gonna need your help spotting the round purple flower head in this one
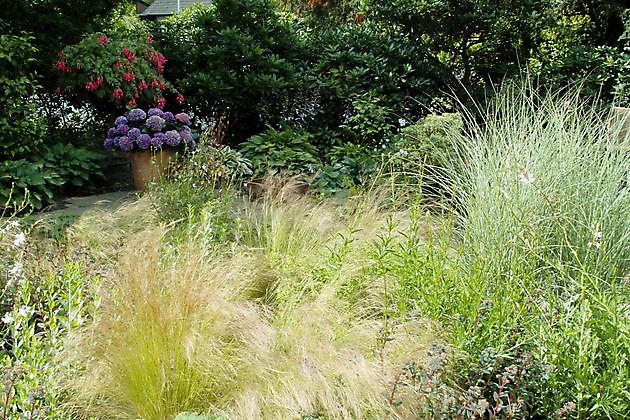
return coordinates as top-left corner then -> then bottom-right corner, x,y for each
163,111 -> 175,122
107,128 -> 117,138
147,108 -> 164,118
103,138 -> 114,150
164,130 -> 182,147
175,112 -> 190,125
146,115 -> 166,132
179,127 -> 193,143
115,124 -> 129,136
127,108 -> 146,122
127,128 -> 141,141
119,136 -> 134,152
151,132 -> 166,149
115,116 -> 128,126
137,134 -> 151,149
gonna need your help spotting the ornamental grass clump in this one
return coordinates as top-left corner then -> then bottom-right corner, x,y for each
441,84 -> 630,417
61,189 -> 444,419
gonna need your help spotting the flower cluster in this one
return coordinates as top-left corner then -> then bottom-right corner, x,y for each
104,108 -> 196,153
55,32 -> 182,110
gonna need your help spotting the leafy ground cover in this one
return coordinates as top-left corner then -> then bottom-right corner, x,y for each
0,87 -> 628,419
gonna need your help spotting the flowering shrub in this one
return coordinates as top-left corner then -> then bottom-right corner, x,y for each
55,32 -> 184,110
104,108 -> 196,152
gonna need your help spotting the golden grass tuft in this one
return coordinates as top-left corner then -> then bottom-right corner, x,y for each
62,187 -> 442,419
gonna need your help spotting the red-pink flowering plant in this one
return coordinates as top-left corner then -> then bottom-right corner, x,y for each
54,32 -> 182,111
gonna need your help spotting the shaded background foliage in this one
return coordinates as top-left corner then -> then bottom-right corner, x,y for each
0,0 -> 629,208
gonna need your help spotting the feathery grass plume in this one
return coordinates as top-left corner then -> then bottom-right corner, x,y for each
67,195 -> 156,265
62,190 -> 445,419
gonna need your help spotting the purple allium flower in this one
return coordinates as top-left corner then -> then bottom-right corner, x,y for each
175,112 -> 190,125
103,138 -> 114,150
107,128 -> 117,138
146,115 -> 166,132
127,128 -> 141,141
115,116 -> 128,126
163,111 -> 175,122
137,133 -> 151,149
119,136 -> 134,152
147,108 -> 164,117
127,108 -> 146,122
151,132 -> 166,149
164,130 -> 182,147
115,124 -> 129,136
179,127 -> 193,143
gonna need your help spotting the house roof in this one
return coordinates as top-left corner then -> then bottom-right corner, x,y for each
139,0 -> 212,18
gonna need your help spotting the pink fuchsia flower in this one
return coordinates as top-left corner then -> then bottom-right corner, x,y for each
147,35 -> 154,44
176,94 -> 185,105
159,82 -> 166,90
122,48 -> 136,62
175,112 -> 190,125
151,79 -> 160,89
123,72 -> 136,82
112,88 -> 124,100
55,61 -> 72,73
138,80 -> 148,91
97,35 -> 109,45
113,61 -> 123,69
156,97 -> 166,109
128,99 -> 137,107
85,81 -> 98,92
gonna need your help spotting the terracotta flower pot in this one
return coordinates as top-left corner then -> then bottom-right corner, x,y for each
130,149 -> 176,191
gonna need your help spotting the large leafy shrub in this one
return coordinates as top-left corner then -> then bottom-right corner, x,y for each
0,34 -> 46,160
156,0 -> 306,144
303,22 -> 446,150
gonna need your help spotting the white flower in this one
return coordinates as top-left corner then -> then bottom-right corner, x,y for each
398,118 -> 407,127
12,232 -> 26,248
8,262 -> 22,277
518,169 -> 535,186
2,313 -> 13,324
17,306 -> 31,318
397,149 -> 409,156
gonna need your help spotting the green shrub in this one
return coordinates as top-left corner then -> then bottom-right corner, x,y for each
0,144 -> 104,209
239,126 -> 320,177
156,0 -> 306,144
0,34 -> 46,160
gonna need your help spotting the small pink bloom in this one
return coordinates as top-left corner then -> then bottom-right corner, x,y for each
176,94 -> 185,105
156,97 -> 166,109
112,88 -> 124,100
147,35 -> 154,44
97,35 -> 109,45
138,80 -> 148,91
123,72 -> 136,82
128,99 -> 137,107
